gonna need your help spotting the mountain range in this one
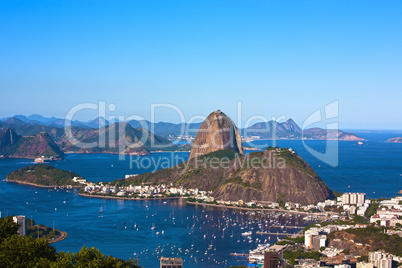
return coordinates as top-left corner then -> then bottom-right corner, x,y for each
1,114 -> 363,141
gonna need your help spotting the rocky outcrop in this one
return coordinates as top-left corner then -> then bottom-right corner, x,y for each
0,128 -> 20,151
212,148 -> 334,205
189,110 -> 243,158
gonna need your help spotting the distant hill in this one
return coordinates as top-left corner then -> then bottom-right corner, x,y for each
241,119 -> 363,141
113,147 -> 334,205
85,117 -> 109,129
302,128 -> 365,141
128,120 -> 202,139
0,129 -> 64,159
4,117 -> 27,126
386,137 -> 402,143
6,164 -> 82,187
60,122 -> 179,154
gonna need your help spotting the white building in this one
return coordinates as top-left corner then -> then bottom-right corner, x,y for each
341,193 -> 366,205
369,251 -> 394,268
356,263 -> 374,268
349,205 -> 356,215
304,229 -> 319,249
13,216 -> 26,236
116,190 -> 126,196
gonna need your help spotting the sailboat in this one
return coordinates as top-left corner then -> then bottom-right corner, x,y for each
99,206 -> 103,214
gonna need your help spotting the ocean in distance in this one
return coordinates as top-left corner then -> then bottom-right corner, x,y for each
0,131 -> 401,267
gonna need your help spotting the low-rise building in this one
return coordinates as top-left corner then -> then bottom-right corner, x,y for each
356,262 -> 374,268
160,257 -> 183,268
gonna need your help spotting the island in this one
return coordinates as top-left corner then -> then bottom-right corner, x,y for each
6,164 -> 84,187
386,137 -> 402,143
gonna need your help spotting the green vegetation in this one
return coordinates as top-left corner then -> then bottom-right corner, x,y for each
287,236 -> 305,244
365,201 -> 380,218
6,164 -> 82,187
277,149 -> 315,177
303,216 -> 368,233
0,218 -> 141,267
333,190 -> 343,198
275,240 -> 295,245
328,226 -> 402,257
282,249 -> 321,266
25,218 -> 61,240
225,177 -> 250,188
201,149 -> 240,162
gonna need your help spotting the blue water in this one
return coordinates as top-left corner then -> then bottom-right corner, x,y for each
0,132 -> 401,267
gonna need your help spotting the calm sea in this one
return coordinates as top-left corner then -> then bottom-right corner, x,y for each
0,131 -> 401,267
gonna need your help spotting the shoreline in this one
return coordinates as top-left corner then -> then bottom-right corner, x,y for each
49,230 -> 68,244
186,201 -> 331,216
78,193 -> 184,201
5,180 -> 81,189
3,180 -> 336,215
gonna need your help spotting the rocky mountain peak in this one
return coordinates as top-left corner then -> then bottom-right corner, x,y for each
189,110 -> 244,158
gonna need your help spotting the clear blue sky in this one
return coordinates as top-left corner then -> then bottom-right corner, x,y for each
0,0 -> 401,129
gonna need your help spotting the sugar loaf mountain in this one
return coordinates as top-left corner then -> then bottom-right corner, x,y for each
114,110 -> 335,205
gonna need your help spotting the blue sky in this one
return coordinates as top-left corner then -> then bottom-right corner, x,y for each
0,0 -> 401,129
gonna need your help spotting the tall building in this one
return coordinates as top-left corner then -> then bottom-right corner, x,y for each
350,193 -> 358,205
13,215 -> 26,236
312,235 -> 327,250
357,193 -> 366,205
369,251 -> 393,268
264,250 -> 278,268
304,229 -> 319,249
343,193 -> 350,204
160,257 -> 183,268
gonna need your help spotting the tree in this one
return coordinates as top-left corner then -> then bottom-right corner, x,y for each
0,217 -> 18,242
70,246 -> 140,268
0,235 -> 56,267
0,218 -> 142,267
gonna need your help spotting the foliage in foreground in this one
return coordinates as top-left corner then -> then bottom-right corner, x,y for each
0,218 -> 141,268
